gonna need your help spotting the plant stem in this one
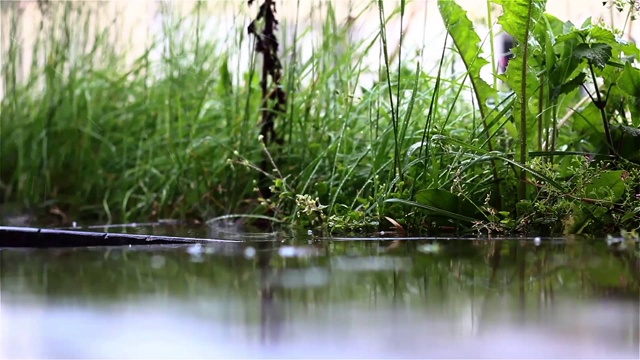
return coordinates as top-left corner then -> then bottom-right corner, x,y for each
588,62 -> 616,159
537,75 -> 544,152
550,100 -> 558,163
518,5 -> 533,202
486,0 -> 497,90
377,0 -> 401,182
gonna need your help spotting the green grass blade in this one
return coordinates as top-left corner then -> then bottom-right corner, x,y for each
383,198 -> 478,223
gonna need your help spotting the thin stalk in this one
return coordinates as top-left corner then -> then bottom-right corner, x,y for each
194,2 -> 201,62
587,62 -> 617,159
394,0 -> 405,152
537,75 -> 544,151
486,0 -> 497,90
550,100 -> 558,163
518,4 -> 534,202
377,0 -> 401,182
285,0 -> 302,155
418,35 -> 447,175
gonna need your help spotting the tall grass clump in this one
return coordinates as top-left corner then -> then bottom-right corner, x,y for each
1,0 -> 639,236
1,1 -> 262,223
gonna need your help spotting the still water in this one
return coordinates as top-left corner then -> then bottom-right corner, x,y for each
1,224 -> 638,358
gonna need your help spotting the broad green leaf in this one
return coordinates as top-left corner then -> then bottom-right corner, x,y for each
415,189 -> 459,211
414,188 -> 480,219
566,168 -> 625,235
580,17 -> 593,29
555,25 -> 582,44
551,22 -> 585,88
438,0 -> 496,119
544,25 -> 556,73
540,13 -> 565,42
557,24 -> 637,62
615,37 -> 640,61
617,62 -> 640,97
494,0 -> 547,48
598,59 -> 623,85
588,26 -> 617,43
565,203 -> 609,234
552,72 -> 587,100
581,170 -> 626,202
573,43 -> 612,69
611,125 -> 640,162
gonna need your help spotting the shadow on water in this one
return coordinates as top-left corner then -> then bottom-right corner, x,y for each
0,223 -> 639,358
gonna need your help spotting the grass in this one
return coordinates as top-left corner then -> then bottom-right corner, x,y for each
1,0 -> 639,236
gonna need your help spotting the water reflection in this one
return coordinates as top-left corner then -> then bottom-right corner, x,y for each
2,297 -> 637,358
1,237 -> 638,358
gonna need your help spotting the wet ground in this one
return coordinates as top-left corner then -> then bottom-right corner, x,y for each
0,223 -> 639,358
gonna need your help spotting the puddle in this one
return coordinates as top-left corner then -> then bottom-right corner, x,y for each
0,225 -> 638,358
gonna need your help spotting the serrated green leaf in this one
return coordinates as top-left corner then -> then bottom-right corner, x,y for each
573,43 -> 612,68
494,0 -> 547,47
555,25 -> 582,43
588,26 -> 617,42
438,0 -> 496,119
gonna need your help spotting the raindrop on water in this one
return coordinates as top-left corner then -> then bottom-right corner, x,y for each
278,246 -> 297,258
244,246 -> 256,259
187,244 -> 204,263
187,243 -> 203,256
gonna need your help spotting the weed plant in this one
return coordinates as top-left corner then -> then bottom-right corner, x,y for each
1,0 -> 639,236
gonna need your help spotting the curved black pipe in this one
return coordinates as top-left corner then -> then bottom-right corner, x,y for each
0,226 -> 221,248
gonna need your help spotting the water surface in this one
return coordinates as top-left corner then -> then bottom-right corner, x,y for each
1,226 -> 638,358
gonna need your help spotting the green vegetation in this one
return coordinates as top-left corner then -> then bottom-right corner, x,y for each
1,0 -> 639,236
